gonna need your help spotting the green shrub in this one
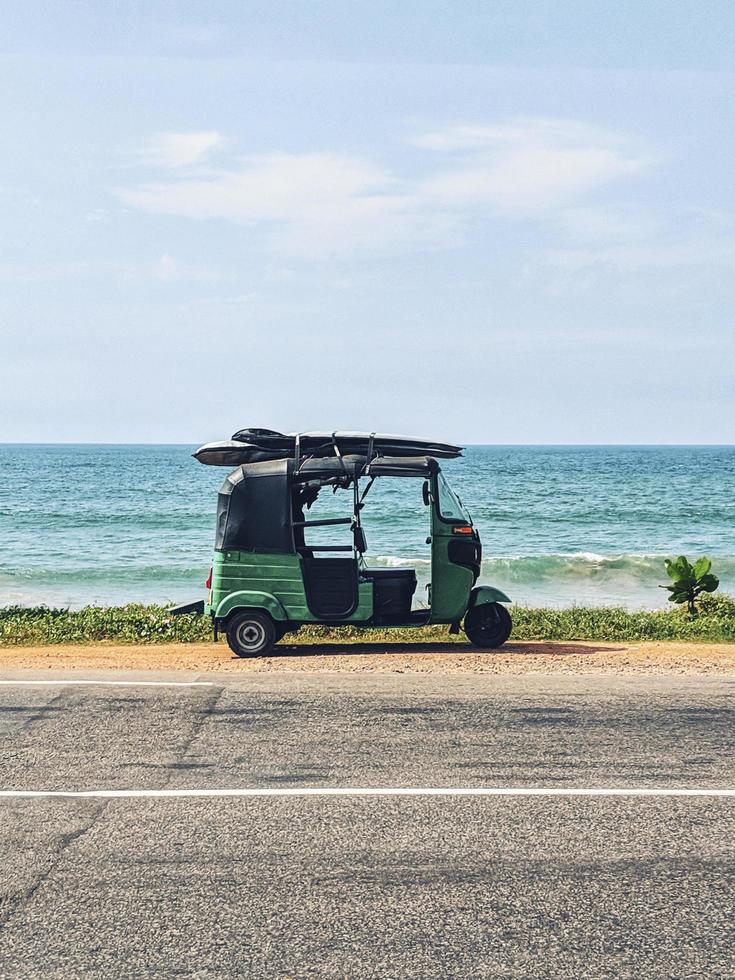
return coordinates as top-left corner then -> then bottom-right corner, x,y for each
0,604 -> 212,646
1,598 -> 734,646
697,592 -> 735,618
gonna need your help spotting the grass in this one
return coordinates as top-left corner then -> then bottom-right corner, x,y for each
1,593 -> 734,646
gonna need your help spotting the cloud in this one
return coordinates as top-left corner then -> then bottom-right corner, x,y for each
417,119 -> 649,212
145,131 -> 223,168
118,118 -> 652,256
412,118 -> 628,152
120,152 -> 461,255
124,153 -> 394,221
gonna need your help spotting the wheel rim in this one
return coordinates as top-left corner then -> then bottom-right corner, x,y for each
470,607 -> 504,643
476,621 -> 501,642
236,620 -> 266,652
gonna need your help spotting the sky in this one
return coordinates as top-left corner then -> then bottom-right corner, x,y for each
1,1 -> 734,444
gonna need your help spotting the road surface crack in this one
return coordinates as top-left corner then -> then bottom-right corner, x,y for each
164,684 -> 226,785
0,799 -> 110,932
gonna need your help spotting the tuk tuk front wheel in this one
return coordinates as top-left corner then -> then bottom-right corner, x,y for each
464,603 -> 512,649
226,611 -> 277,658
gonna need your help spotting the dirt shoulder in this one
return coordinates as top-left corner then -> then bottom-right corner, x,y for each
1,639 -> 734,674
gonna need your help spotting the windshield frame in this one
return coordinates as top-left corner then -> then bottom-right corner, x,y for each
435,472 -> 472,525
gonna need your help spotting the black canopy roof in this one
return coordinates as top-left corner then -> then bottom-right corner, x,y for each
214,455 -> 438,553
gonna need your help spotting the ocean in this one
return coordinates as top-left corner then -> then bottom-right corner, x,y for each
1,444 -> 733,610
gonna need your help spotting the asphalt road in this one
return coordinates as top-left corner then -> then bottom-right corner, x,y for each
0,672 -> 733,978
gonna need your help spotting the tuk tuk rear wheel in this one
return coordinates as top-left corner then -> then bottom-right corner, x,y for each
464,603 -> 512,649
226,611 -> 277,658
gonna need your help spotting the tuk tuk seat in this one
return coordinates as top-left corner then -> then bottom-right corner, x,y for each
360,567 -> 417,619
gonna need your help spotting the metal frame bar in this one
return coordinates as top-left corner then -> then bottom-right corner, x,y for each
297,545 -> 353,553
293,517 -> 352,528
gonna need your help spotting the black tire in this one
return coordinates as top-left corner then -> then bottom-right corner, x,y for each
464,602 -> 512,649
226,611 -> 277,658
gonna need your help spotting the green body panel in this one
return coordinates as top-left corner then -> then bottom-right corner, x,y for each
348,581 -> 374,622
211,551 -> 306,620
216,590 -> 289,621
209,550 -> 373,623
428,501 -> 474,624
468,584 -> 512,607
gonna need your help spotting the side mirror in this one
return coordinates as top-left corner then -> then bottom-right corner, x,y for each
422,481 -> 431,507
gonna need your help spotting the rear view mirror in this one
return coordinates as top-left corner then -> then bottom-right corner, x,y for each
422,481 -> 431,506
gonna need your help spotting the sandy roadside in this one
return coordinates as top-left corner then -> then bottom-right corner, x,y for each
1,640 -> 734,674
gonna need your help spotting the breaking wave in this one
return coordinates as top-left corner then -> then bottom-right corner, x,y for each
2,553 -> 734,611
370,553 -> 735,609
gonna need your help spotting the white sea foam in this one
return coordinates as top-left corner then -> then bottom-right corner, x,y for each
365,552 -> 735,610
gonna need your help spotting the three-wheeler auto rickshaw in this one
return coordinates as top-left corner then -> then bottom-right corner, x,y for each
179,430 -> 512,657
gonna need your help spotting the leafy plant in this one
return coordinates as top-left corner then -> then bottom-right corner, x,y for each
2,597 -> 735,646
661,555 -> 719,616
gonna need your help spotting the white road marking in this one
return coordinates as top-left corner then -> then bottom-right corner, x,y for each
0,787 -> 733,799
0,680 -> 214,687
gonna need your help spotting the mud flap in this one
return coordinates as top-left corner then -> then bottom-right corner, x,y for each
169,599 -> 205,616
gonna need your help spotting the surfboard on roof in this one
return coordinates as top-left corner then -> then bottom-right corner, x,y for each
193,429 -> 463,467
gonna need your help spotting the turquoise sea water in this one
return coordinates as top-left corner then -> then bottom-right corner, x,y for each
1,445 -> 733,609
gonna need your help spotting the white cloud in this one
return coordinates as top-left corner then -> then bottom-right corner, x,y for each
418,119 -> 649,212
124,153 -> 394,221
423,147 -> 641,211
412,118 -> 629,152
120,152 -> 461,255
118,119 -> 652,255
146,131 -> 223,168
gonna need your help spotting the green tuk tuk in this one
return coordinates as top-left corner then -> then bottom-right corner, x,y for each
179,430 -> 511,657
